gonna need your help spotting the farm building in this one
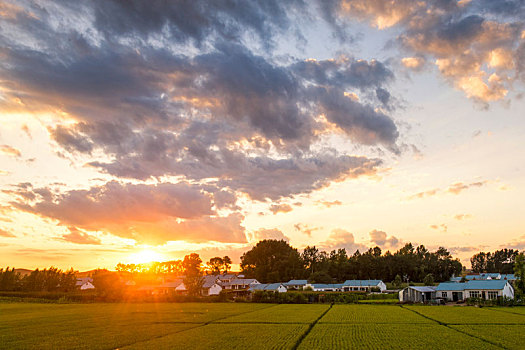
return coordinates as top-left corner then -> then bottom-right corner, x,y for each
221,278 -> 260,290
76,277 -> 95,290
450,273 -> 517,282
201,275 -> 222,296
283,280 -> 308,290
248,283 -> 287,293
342,280 -> 387,292
305,283 -> 343,292
436,280 -> 514,301
399,286 -> 436,303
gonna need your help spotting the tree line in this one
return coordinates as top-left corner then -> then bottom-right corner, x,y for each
470,249 -> 519,274
0,267 -> 76,292
240,240 -> 463,284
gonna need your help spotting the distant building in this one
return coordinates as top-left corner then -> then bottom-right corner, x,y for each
216,273 -> 237,284
306,283 -> 343,292
465,273 -> 501,280
248,283 -> 287,293
76,277 -> 95,290
283,280 -> 308,290
221,278 -> 260,290
399,286 -> 436,303
342,280 -> 387,292
436,280 -> 514,302
201,275 -> 222,296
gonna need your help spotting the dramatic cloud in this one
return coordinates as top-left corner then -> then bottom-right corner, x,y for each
0,145 -> 21,158
269,204 -> 293,215
60,227 -> 101,245
9,181 -> 246,244
0,0 -> 397,203
369,229 -> 400,248
332,0 -> 525,103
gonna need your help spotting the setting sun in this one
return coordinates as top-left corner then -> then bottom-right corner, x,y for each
128,249 -> 166,264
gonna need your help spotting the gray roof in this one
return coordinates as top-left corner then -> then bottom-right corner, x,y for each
284,280 -> 308,286
436,280 -> 510,291
249,283 -> 286,291
310,283 -> 343,289
408,286 -> 436,292
221,278 -> 259,287
343,280 -> 383,287
76,277 -> 93,286
202,275 -> 220,288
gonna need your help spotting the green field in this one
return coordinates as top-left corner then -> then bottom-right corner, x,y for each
0,302 -> 524,349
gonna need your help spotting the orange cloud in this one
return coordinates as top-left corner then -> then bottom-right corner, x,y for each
315,200 -> 343,208
9,181 -> 247,245
401,57 -> 425,70
269,203 -> 293,215
0,145 -> 21,158
447,181 -> 487,195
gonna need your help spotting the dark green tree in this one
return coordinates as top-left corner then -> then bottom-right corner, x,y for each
241,240 -> 304,283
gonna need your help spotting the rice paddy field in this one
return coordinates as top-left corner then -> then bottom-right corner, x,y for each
0,302 -> 524,349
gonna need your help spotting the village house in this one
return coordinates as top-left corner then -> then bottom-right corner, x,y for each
283,280 -> 308,290
342,280 -> 387,292
216,273 -> 238,284
450,273 -> 517,283
399,286 -> 437,303
221,278 -> 260,290
76,277 -> 95,290
201,275 -> 222,296
305,283 -> 343,292
436,280 -> 514,302
248,283 -> 287,293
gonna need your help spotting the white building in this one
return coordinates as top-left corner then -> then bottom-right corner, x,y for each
76,277 -> 95,290
342,280 -> 387,292
436,280 -> 514,302
305,283 -> 343,292
399,286 -> 436,303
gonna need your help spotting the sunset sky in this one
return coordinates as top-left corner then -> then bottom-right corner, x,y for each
1,0 -> 524,271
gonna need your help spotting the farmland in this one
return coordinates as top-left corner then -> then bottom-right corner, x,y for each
0,302 -> 524,349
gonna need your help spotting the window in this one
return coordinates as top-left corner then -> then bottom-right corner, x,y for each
487,291 -> 498,300
469,291 -> 480,298
441,292 -> 447,298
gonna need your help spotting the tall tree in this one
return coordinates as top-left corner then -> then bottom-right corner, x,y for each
206,257 -> 223,275
241,240 -> 304,283
222,256 -> 232,273
183,253 -> 203,296
514,252 -> 525,296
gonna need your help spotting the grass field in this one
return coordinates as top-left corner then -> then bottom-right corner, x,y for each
0,302 -> 524,349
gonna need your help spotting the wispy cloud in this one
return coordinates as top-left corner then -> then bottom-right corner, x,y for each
0,145 -> 21,158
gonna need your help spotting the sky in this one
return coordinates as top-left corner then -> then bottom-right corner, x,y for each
0,0 -> 524,271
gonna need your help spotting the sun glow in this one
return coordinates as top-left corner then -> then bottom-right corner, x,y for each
128,249 -> 166,264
